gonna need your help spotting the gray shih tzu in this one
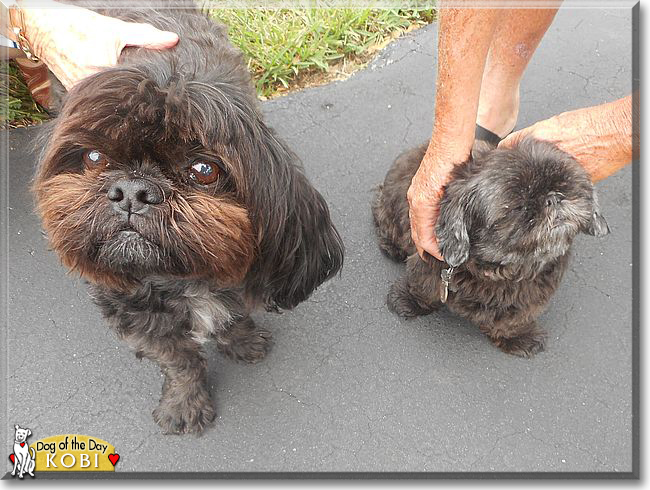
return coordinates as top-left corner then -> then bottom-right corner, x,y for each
372,138 -> 609,357
33,0 -> 344,433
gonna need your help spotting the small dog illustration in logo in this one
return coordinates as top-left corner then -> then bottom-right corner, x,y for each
11,425 -> 35,478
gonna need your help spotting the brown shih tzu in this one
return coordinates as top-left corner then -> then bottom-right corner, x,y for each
33,1 -> 344,433
372,138 -> 609,358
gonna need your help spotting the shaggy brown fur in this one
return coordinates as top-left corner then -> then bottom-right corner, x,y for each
33,1 -> 343,434
372,139 -> 609,357
34,171 -> 255,290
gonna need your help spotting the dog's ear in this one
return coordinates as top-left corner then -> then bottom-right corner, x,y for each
436,181 -> 472,268
27,429 -> 31,437
584,189 -> 610,237
184,80 -> 343,309
245,126 -> 344,310
14,425 -> 19,430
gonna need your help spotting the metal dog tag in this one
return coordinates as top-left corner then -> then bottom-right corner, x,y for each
440,267 -> 455,304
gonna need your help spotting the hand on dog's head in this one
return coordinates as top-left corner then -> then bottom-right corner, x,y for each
436,138 -> 609,275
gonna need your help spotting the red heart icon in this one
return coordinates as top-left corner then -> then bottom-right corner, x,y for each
9,454 -> 15,464
20,443 -> 25,448
108,454 -> 120,466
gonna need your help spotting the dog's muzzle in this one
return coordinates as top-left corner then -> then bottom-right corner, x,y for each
108,178 -> 163,216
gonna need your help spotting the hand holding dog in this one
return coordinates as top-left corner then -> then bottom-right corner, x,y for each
14,1 -> 178,89
407,143 -> 466,262
499,95 -> 634,182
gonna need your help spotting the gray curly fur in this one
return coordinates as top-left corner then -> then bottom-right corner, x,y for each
372,138 -> 609,358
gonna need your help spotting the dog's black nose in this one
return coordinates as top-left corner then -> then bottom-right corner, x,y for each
545,193 -> 562,207
108,178 -> 163,214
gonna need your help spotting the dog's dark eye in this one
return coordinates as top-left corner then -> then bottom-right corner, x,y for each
189,160 -> 220,185
82,150 -> 107,169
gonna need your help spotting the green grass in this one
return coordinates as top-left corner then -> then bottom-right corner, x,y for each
211,9 -> 436,97
1,60 -> 50,128
1,8 -> 436,127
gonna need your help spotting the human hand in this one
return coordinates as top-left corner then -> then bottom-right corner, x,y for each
499,97 -> 633,182
406,145 -> 458,262
17,1 -> 179,89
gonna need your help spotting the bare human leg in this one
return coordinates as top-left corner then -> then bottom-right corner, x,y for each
476,7 -> 560,139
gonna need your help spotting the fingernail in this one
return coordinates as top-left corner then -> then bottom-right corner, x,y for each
161,31 -> 179,43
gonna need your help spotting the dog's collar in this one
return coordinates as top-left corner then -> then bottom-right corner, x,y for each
440,266 -> 455,303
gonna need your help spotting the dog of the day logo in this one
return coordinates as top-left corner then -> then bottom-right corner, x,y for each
8,426 -> 120,476
9,425 -> 35,478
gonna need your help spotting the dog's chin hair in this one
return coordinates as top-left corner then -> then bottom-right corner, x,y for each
95,232 -> 165,275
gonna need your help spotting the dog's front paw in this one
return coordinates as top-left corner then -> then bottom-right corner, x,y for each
153,387 -> 216,435
217,318 -> 273,364
492,331 -> 547,358
220,329 -> 272,364
387,280 -> 436,318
